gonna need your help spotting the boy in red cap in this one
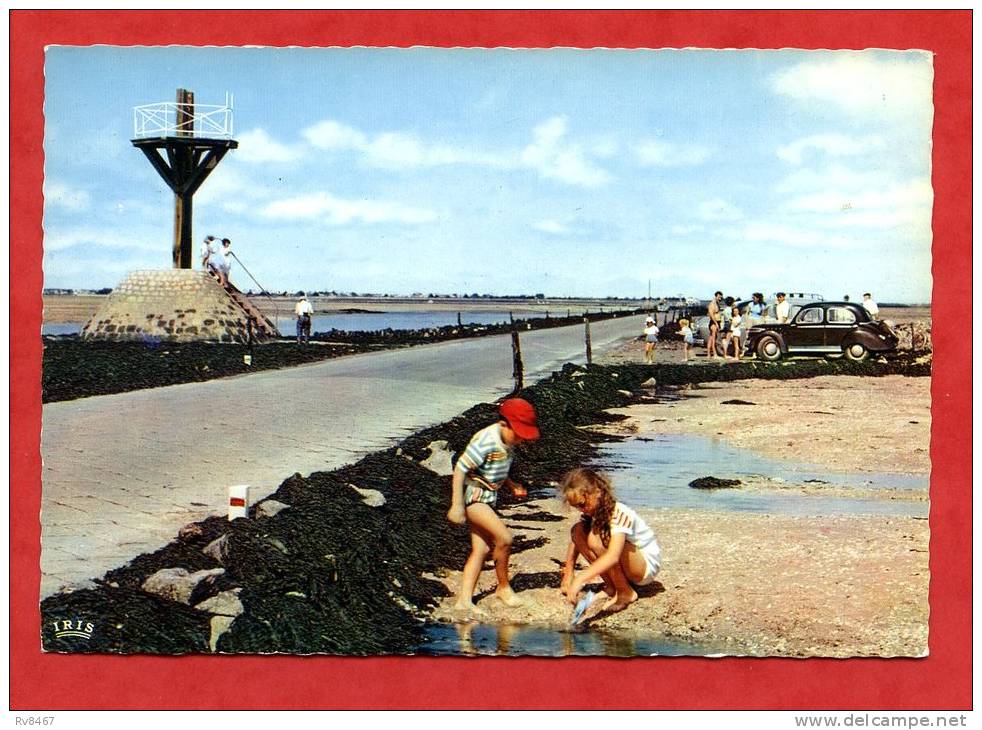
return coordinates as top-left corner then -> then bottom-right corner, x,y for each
447,397 -> 540,613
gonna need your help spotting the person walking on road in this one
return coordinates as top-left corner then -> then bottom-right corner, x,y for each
295,294 -> 313,344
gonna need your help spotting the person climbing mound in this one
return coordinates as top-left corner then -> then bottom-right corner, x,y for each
446,397 -> 540,614
559,467 -> 662,614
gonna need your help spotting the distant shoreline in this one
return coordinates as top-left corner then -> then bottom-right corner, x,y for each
42,293 -> 931,326
42,293 -> 665,325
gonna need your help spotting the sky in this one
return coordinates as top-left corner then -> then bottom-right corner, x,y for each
42,46 -> 934,302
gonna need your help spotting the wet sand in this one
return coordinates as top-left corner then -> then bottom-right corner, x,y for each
431,370 -> 931,657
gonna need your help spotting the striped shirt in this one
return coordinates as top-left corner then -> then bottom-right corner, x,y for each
610,502 -> 661,558
455,423 -> 513,489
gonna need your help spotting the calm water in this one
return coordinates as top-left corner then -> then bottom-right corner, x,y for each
591,434 -> 929,517
272,309 -> 556,333
41,310 -> 572,336
42,323 -> 83,336
418,622 -> 726,657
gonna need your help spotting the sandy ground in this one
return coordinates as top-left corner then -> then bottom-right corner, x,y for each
431,353 -> 931,657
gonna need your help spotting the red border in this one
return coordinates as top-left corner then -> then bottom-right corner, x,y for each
10,10 -> 971,710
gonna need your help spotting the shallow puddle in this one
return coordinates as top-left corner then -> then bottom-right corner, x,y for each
592,434 -> 928,517
417,622 -> 725,657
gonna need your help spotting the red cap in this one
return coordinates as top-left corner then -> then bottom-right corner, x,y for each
499,398 -> 540,441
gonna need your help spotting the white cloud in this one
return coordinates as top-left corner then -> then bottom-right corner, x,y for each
533,220 -> 571,235
520,116 -> 612,187
776,163 -> 890,195
302,120 -> 368,151
787,178 -> 933,229
776,133 -> 885,164
260,191 -> 437,226
43,225 -> 162,252
235,128 -> 302,163
637,139 -> 712,167
299,116 -> 611,187
771,52 -> 934,119
697,198 -> 743,222
44,180 -> 91,212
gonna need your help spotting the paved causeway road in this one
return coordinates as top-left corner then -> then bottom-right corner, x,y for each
41,314 -> 646,597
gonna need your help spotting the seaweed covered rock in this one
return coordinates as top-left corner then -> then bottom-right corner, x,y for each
689,477 -> 742,490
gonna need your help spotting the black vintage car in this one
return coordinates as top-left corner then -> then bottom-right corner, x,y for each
745,301 -> 898,362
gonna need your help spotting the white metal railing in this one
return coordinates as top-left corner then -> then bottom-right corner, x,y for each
133,93 -> 234,139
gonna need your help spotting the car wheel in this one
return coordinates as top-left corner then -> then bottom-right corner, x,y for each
843,342 -> 869,362
756,336 -> 782,361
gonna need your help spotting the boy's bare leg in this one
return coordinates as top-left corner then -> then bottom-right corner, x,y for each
454,526 -> 490,614
466,503 -> 522,606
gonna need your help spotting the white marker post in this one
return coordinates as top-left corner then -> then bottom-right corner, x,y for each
228,484 -> 251,520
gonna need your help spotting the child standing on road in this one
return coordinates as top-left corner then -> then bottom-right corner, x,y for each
559,468 -> 661,613
447,398 -> 540,614
679,318 -> 694,362
642,317 -> 659,363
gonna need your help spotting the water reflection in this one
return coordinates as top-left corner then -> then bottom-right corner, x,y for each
419,622 -> 711,657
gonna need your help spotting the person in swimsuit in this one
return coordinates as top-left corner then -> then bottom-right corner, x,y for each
707,291 -> 723,359
446,398 -> 540,614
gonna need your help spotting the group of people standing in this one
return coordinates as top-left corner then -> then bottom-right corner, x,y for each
705,290 -> 765,361
200,235 -> 234,288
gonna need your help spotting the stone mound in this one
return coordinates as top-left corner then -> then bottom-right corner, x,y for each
81,269 -> 279,343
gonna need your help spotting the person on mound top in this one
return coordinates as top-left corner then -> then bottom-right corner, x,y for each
200,235 -> 217,271
208,238 -> 233,288
447,397 -> 540,614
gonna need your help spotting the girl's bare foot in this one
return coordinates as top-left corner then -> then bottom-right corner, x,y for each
602,589 -> 638,613
495,586 -> 524,607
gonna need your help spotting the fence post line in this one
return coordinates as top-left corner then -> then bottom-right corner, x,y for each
584,318 -> 593,365
511,329 -> 524,393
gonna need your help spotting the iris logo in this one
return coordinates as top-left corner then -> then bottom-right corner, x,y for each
52,618 -> 94,640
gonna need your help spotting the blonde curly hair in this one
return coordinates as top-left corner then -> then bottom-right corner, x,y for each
560,467 -> 616,547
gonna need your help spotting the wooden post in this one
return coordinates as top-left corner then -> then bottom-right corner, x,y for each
511,330 -> 524,392
173,88 -> 194,269
584,318 -> 593,365
909,322 -> 916,350
457,312 -> 462,327
509,311 -> 514,325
